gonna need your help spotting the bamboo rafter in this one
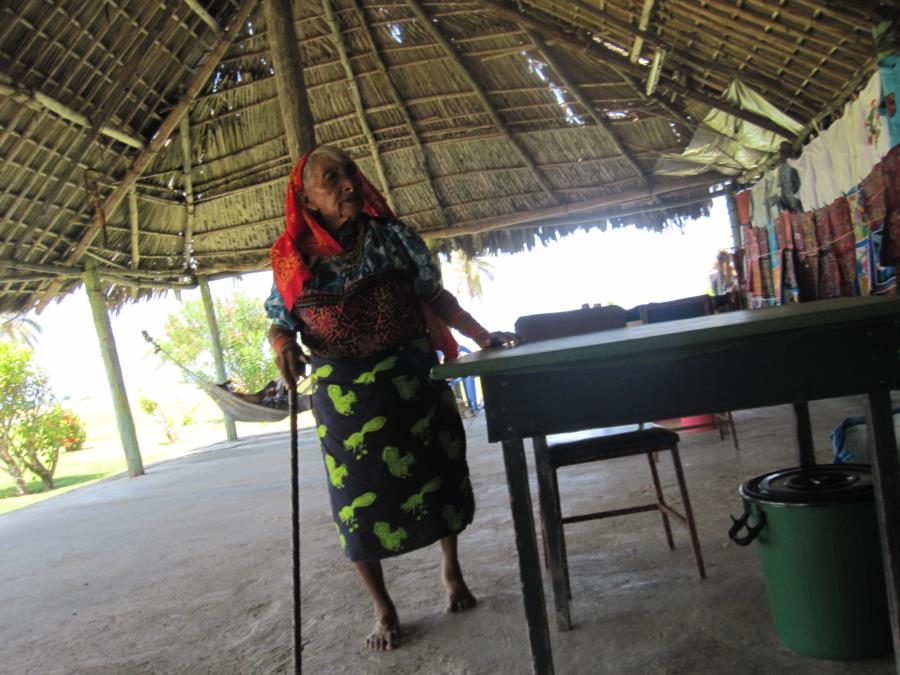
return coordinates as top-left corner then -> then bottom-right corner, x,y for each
406,0 -> 560,204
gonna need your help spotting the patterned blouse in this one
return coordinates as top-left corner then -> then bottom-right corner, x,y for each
265,215 -> 443,358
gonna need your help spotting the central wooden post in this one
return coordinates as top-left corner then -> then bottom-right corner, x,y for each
262,0 -> 316,160
83,264 -> 144,476
199,276 -> 238,441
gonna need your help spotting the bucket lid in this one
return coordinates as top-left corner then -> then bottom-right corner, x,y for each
740,464 -> 874,506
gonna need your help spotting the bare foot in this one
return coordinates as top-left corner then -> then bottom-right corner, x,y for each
366,609 -> 400,651
443,572 -> 478,613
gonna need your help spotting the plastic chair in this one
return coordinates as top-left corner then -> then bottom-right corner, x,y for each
515,306 -> 706,632
638,295 -> 739,451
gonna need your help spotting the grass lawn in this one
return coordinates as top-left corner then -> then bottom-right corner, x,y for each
0,383 -> 314,516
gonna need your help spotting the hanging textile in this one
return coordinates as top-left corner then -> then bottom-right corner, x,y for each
779,212 -> 800,303
879,54 -> 900,148
881,144 -> 900,264
735,190 -> 752,225
766,220 -> 782,305
815,207 -> 842,299
792,212 -> 820,301
827,196 -> 858,296
847,186 -> 873,296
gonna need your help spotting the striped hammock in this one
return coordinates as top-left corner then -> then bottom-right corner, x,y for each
142,331 -> 311,423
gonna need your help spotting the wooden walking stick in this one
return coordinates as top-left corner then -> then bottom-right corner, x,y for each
289,381 -> 302,673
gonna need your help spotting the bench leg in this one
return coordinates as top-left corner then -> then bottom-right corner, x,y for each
670,445 -> 706,579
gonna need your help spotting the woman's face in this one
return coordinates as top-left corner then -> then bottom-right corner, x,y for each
301,151 -> 364,231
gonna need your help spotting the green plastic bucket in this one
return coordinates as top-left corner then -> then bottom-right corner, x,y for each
729,464 -> 891,659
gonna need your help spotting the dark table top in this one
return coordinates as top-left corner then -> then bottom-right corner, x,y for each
433,296 -> 900,379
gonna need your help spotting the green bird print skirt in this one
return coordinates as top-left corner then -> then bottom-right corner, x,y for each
310,336 -> 475,562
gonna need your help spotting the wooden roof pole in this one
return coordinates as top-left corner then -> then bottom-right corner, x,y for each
481,1 -> 797,138
0,73 -> 145,149
179,115 -> 195,269
262,0 -> 316,162
630,0 -> 656,62
533,0 -> 793,97
405,0 -> 559,205
184,0 -> 224,36
128,186 -> 140,270
421,174 -> 720,239
523,29 -> 648,185
34,0 -> 259,312
345,0 -> 450,229
321,0 -> 397,213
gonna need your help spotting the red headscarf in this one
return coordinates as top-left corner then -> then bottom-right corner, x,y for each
270,146 -> 459,359
270,146 -> 395,310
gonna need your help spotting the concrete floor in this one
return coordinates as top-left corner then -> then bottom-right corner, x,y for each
0,395 -> 895,674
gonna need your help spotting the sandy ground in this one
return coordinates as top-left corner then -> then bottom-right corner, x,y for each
0,395 -> 896,675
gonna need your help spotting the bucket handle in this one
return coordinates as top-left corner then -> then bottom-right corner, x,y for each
728,501 -> 767,546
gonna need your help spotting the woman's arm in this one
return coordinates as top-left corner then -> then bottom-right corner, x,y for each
428,288 -> 518,349
264,284 -> 309,387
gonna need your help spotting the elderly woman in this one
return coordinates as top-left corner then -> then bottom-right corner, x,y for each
265,145 -> 515,651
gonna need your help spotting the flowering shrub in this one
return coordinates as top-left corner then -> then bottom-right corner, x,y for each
58,408 -> 87,452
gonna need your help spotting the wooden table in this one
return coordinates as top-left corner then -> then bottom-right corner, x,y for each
433,296 -> 900,675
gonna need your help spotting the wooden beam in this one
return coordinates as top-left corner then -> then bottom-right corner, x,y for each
128,186 -> 140,270
481,0 -> 799,138
35,0 -> 259,313
321,0 -> 396,212
630,0 -> 656,63
184,0 -> 224,36
198,276 -> 237,441
421,175 -> 723,239
346,0 -> 449,228
262,0 -> 316,161
524,29 -> 648,185
83,263 -> 144,477
406,0 -> 559,204
0,72 -> 145,149
180,115 -> 195,269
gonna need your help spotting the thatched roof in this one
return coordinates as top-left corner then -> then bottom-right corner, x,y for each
0,0 -> 888,312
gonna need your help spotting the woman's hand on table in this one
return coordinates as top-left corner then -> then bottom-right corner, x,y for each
475,331 -> 520,349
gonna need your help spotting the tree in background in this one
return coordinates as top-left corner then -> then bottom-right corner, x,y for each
0,341 -> 81,494
159,291 -> 279,393
1,312 -> 42,349
448,250 -> 495,301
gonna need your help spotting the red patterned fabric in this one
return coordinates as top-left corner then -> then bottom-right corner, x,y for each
735,190 -> 752,225
270,146 -> 459,359
882,144 -> 900,264
815,207 -> 841,299
827,196 -> 857,296
792,212 -> 819,301
270,147 -> 395,311
862,161 -> 887,232
295,273 -> 424,359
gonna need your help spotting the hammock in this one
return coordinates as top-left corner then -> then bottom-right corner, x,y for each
142,331 -> 311,423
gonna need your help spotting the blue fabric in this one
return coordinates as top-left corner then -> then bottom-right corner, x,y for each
880,55 -> 900,148
832,406 -> 900,463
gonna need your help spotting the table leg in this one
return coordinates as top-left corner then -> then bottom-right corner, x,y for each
792,401 -> 816,467
501,438 -> 555,675
867,388 -> 900,672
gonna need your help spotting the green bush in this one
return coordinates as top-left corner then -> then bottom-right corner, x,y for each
0,341 -> 66,494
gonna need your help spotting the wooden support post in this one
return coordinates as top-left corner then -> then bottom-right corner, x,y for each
199,276 -> 237,441
83,264 -> 144,477
128,186 -> 139,270
180,115 -> 195,269
262,0 -> 316,160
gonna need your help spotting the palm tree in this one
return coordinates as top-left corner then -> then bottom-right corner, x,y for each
449,251 -> 495,301
1,313 -> 42,349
